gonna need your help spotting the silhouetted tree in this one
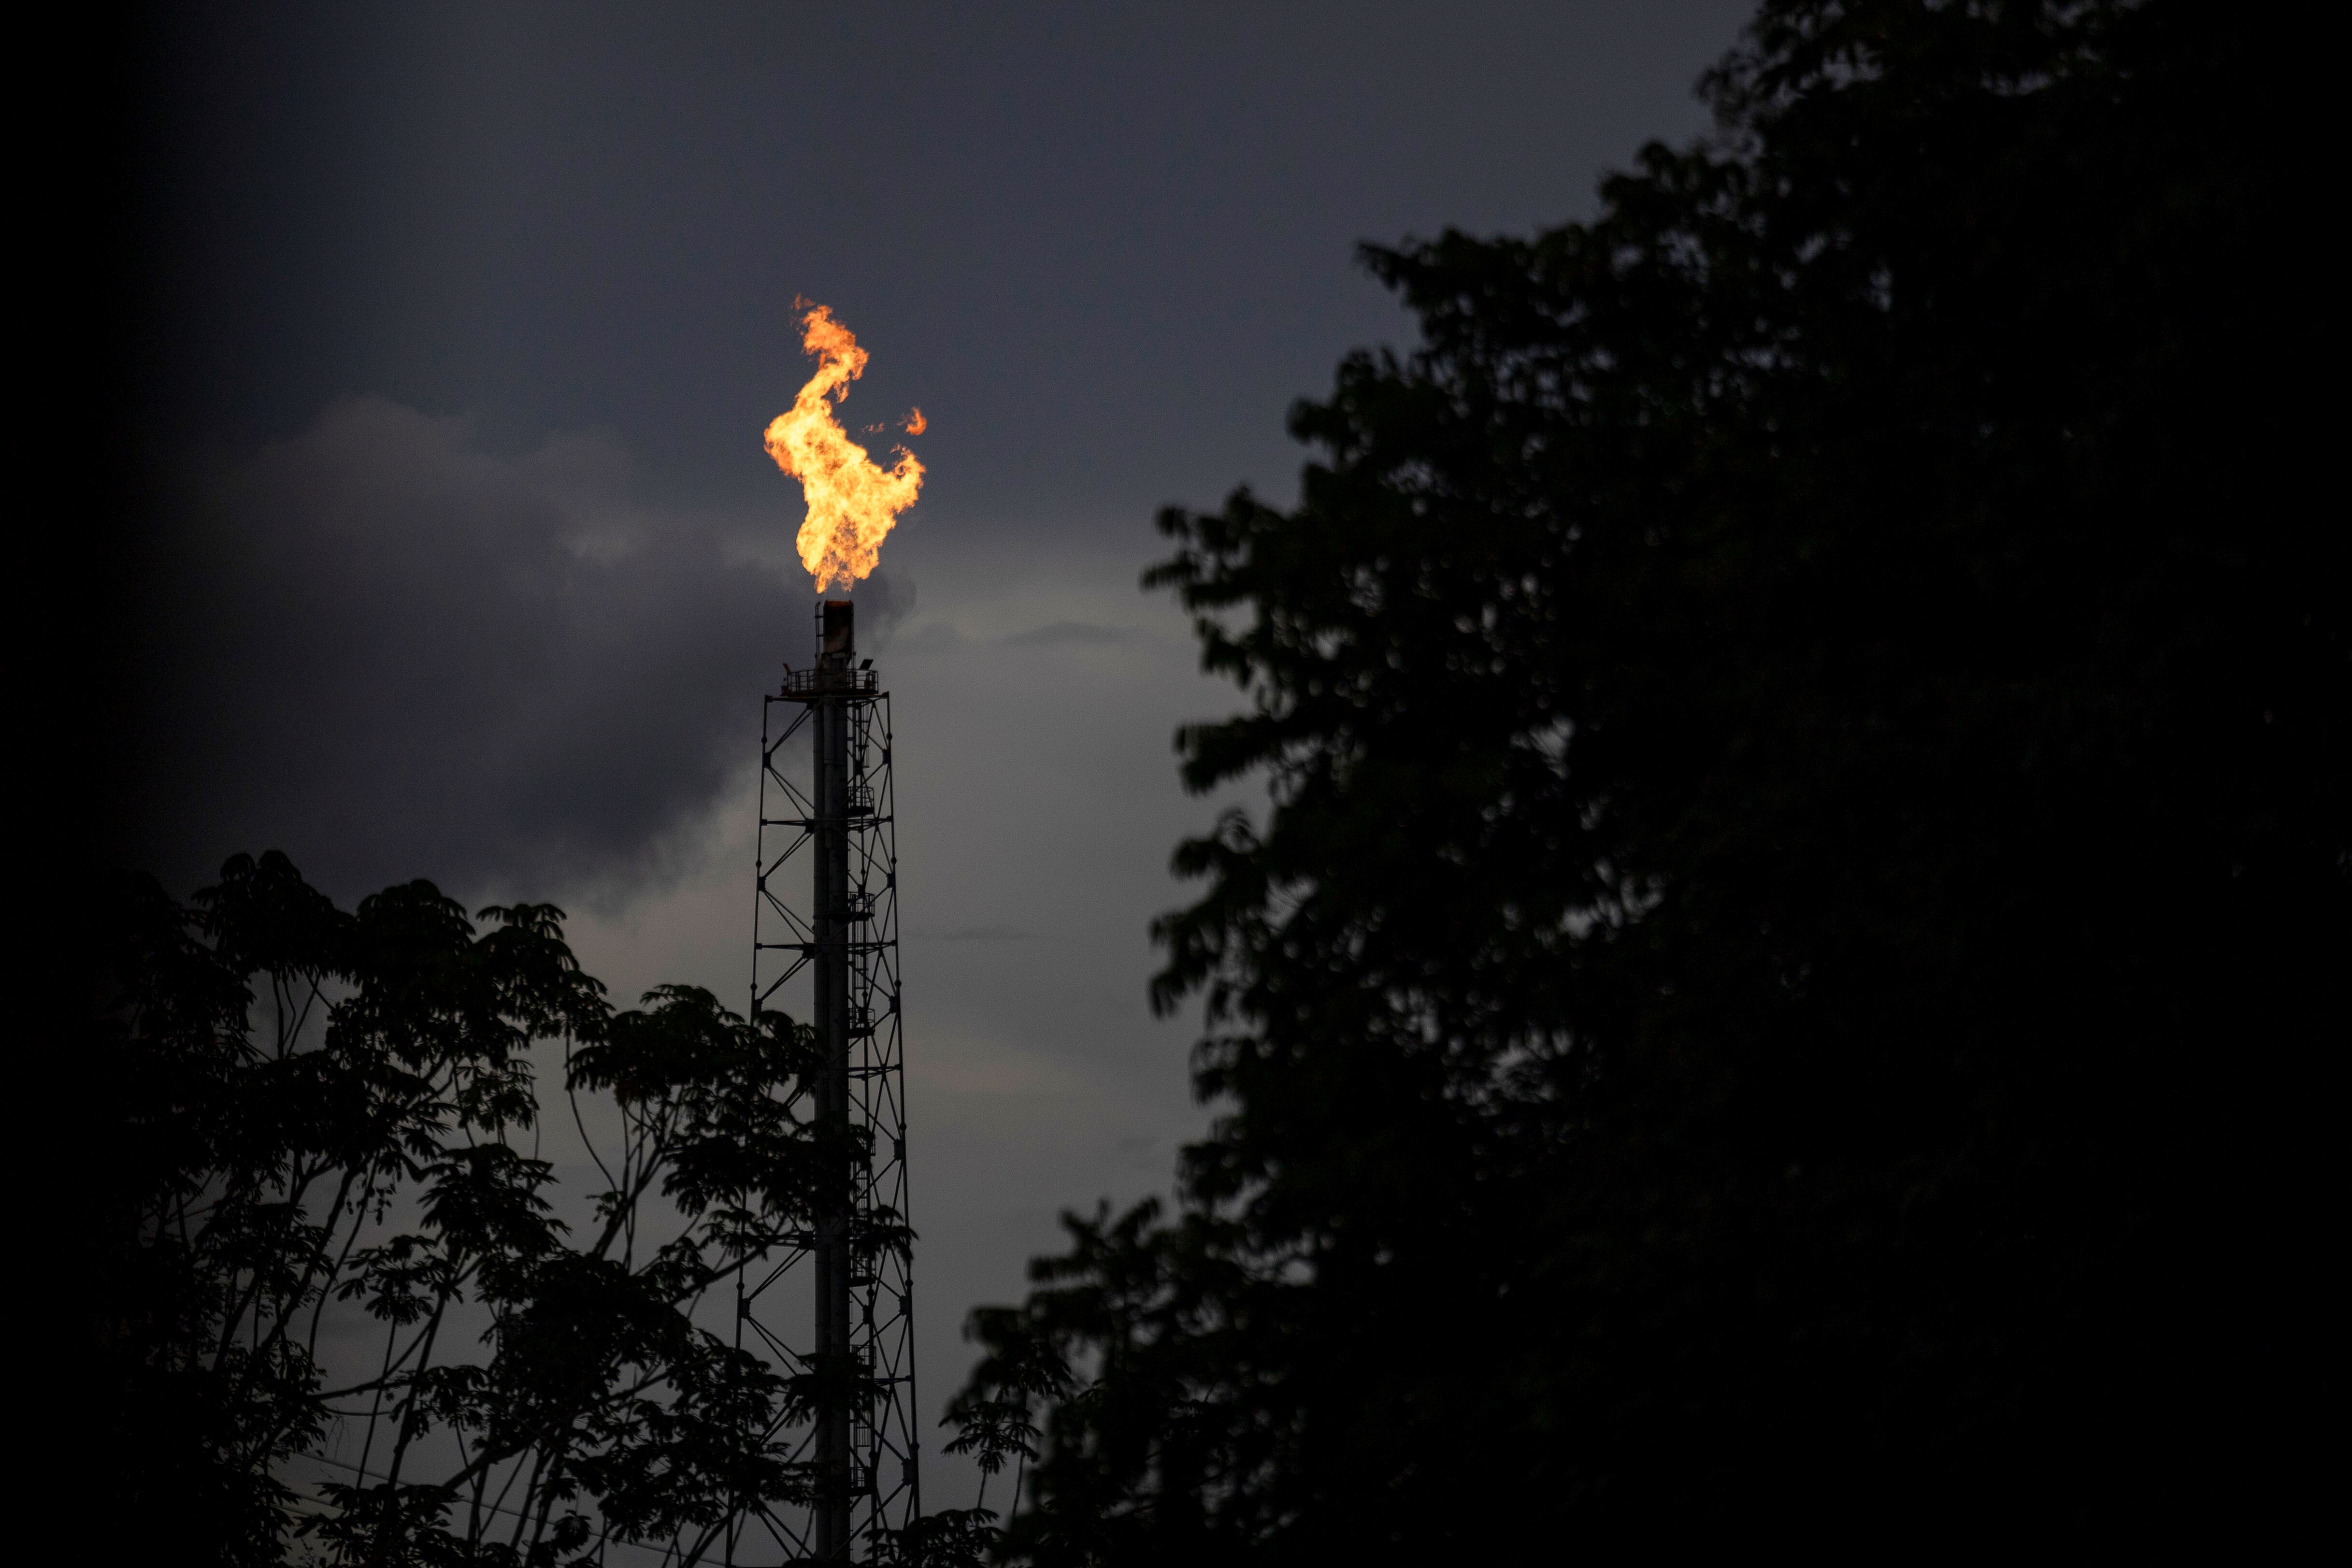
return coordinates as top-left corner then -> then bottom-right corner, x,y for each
952,0 -> 2340,1554
100,851 -> 914,1565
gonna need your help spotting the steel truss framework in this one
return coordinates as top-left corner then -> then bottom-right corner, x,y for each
727,610 -> 919,1564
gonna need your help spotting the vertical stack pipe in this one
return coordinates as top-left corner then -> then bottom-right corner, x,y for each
813,598 -> 855,1560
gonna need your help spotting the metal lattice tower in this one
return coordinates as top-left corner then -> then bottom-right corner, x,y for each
737,598 -> 918,1562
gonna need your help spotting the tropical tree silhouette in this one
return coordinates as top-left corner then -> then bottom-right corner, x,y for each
951,0 -> 2340,1554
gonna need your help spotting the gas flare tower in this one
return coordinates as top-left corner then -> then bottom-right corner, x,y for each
743,598 -> 919,1561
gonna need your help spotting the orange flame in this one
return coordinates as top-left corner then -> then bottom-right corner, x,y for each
762,303 -> 924,591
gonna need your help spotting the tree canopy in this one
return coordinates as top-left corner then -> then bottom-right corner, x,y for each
96,852 -> 923,1565
953,0 -> 2340,1554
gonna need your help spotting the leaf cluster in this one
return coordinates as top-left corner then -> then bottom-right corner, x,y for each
104,852 -> 898,1565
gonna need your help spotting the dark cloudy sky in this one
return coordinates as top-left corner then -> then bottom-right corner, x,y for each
133,0 -> 1751,1512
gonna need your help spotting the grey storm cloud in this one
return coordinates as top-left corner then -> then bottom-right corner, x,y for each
1001,620 -> 1140,648
141,396 -> 904,902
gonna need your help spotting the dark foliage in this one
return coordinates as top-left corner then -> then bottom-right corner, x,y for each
95,852 -> 926,1565
954,0 -> 2341,1554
